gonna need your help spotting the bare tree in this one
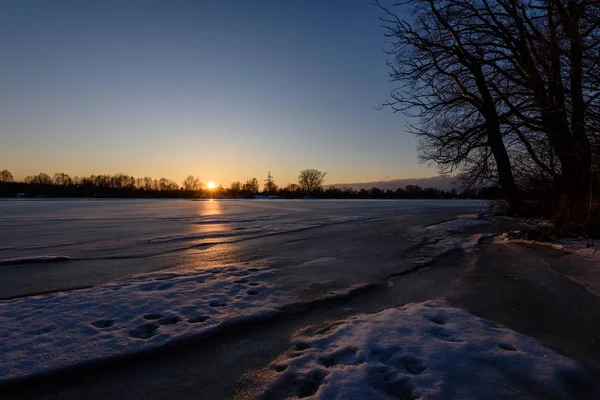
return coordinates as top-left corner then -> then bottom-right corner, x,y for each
158,178 -> 179,191
24,173 -> 53,185
243,178 -> 260,195
53,173 -> 72,186
298,169 -> 327,193
379,0 -> 522,212
460,0 -> 598,196
182,175 -> 202,191
0,170 -> 14,183
143,177 -> 155,191
379,0 -> 600,219
228,181 -> 242,196
108,173 -> 135,189
284,183 -> 301,194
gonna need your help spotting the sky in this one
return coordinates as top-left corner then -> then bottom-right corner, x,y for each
0,0 -> 432,187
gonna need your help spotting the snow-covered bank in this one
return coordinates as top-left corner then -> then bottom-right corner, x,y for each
500,233 -> 600,260
0,263 -> 376,383
251,300 -> 596,399
409,215 -> 493,254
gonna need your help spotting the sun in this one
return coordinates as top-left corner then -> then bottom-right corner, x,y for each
206,181 -> 216,190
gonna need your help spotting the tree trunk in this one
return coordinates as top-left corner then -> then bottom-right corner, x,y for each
472,63 -> 521,214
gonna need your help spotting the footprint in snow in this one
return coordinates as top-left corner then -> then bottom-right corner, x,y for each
27,326 -> 56,336
158,316 -> 181,325
209,300 -> 228,307
91,319 -> 114,329
129,323 -> 159,339
188,315 -> 211,324
430,326 -> 463,343
399,354 -> 427,375
498,342 -> 518,351
428,316 -> 446,325
139,282 -> 172,292
143,313 -> 163,321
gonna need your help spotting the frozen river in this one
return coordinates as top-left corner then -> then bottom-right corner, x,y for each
3,198 -> 598,400
0,198 -> 489,384
0,199 -> 484,299
0,199 -> 485,261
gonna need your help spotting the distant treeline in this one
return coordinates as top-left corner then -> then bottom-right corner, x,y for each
0,169 -> 500,199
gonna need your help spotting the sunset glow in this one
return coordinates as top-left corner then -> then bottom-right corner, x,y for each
206,181 -> 216,189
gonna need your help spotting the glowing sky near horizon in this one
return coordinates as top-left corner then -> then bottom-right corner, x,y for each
0,0 -> 433,186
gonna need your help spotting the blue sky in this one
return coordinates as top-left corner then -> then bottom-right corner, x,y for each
0,0 -> 431,186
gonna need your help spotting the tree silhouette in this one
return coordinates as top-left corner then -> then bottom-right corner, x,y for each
229,181 -> 242,196
243,178 -> 260,196
158,178 -> 179,191
379,0 -> 600,225
182,175 -> 202,191
52,173 -> 72,186
0,170 -> 14,183
298,169 -> 326,193
24,173 -> 53,185
378,0 -> 521,212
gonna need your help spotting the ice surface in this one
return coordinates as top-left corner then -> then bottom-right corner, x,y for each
0,200 -> 489,382
253,300 -> 596,399
0,199 -> 485,262
425,214 -> 490,232
0,255 -> 72,266
0,198 -> 390,263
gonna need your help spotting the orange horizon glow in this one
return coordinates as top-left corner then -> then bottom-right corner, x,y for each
206,181 -> 216,189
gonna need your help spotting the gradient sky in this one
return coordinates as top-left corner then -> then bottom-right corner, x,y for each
0,0 -> 431,187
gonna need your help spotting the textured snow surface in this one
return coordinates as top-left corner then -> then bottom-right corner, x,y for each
253,300 -> 596,400
418,216 -> 491,253
501,234 -> 600,260
0,264 -> 287,382
0,263 -> 375,383
554,240 -> 600,260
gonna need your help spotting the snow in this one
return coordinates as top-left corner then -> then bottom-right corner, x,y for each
500,234 -> 600,260
554,240 -> 600,260
409,215 -> 492,254
0,201 -> 496,384
0,263 -> 374,383
253,300 -> 596,399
